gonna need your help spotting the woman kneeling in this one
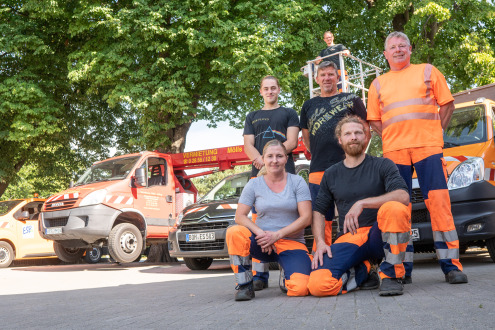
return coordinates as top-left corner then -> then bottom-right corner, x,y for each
226,140 -> 312,301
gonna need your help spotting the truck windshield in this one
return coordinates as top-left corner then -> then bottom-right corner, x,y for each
0,200 -> 22,216
444,105 -> 486,147
75,156 -> 141,186
201,172 -> 250,202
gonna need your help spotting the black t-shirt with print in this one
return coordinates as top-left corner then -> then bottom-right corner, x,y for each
314,155 -> 408,231
243,107 -> 300,176
300,93 -> 367,173
319,44 -> 348,71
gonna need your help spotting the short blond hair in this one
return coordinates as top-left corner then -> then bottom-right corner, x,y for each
334,115 -> 370,140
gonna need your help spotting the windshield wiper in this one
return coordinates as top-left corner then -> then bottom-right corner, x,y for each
444,141 -> 461,147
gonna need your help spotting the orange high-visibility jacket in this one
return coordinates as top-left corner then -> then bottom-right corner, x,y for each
367,64 -> 454,154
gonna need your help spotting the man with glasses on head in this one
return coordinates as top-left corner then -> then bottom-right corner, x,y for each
367,31 -> 468,285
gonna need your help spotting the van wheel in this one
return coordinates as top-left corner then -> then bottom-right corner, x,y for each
53,241 -> 85,263
108,223 -> 143,263
486,237 -> 495,262
183,257 -> 213,270
0,242 -> 14,268
84,247 -> 102,264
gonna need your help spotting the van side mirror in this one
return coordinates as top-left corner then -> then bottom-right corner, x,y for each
134,168 -> 147,187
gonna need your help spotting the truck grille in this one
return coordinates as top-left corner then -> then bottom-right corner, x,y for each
411,188 -> 424,203
411,209 -> 430,224
179,239 -> 225,251
180,221 -> 230,232
44,198 -> 78,211
45,217 -> 69,227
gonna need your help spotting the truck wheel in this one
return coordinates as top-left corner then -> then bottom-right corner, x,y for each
0,242 -> 14,268
53,241 -> 85,263
183,257 -> 213,270
84,247 -> 102,264
108,223 -> 143,263
487,237 -> 495,262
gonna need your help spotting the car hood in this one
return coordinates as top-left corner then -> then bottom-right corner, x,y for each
181,199 -> 239,221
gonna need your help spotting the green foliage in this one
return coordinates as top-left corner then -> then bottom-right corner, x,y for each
191,165 -> 250,197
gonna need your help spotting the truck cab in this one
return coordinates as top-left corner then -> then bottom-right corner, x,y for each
40,151 -> 196,263
410,97 -> 495,261
0,198 -> 55,267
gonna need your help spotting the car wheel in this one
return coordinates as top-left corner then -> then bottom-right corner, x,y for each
486,237 -> 495,263
183,257 -> 213,270
53,241 -> 85,263
84,247 -> 102,264
0,241 -> 14,268
108,223 -> 143,263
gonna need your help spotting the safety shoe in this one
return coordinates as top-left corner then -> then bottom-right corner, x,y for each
235,282 -> 255,301
402,276 -> 412,284
253,280 -> 268,291
445,270 -> 468,284
379,278 -> 404,296
360,270 -> 379,290
279,268 -> 288,293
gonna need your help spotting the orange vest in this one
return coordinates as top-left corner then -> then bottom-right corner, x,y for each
367,64 -> 454,153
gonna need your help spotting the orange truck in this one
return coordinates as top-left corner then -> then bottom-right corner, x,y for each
39,148 -> 256,263
0,198 -> 56,267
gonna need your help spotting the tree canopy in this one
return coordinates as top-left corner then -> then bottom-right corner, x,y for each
1,0 -> 494,198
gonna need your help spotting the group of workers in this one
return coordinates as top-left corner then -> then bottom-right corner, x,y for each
225,31 -> 468,301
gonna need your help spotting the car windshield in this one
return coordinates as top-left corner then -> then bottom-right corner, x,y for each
444,105 -> 486,147
0,200 -> 22,216
75,156 -> 141,186
201,172 -> 250,202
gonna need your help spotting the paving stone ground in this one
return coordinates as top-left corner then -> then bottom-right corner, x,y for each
0,250 -> 494,329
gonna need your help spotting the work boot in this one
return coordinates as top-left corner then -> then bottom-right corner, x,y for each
379,278 -> 403,296
235,282 -> 255,301
402,276 -> 412,284
279,268 -> 288,293
253,280 -> 268,291
360,270 -> 379,290
445,270 -> 468,284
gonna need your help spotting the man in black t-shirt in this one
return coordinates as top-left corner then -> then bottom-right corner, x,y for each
300,61 -> 366,245
307,115 -> 411,297
315,30 -> 350,71
244,76 -> 299,177
243,75 -> 300,291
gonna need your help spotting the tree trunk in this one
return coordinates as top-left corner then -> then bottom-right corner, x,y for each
0,156 -> 27,198
146,243 -> 178,263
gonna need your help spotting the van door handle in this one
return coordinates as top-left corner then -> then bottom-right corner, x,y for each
166,195 -> 173,203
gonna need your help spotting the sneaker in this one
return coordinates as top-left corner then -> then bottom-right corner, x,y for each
379,278 -> 404,296
253,280 -> 268,291
360,271 -> 379,290
235,282 -> 255,301
402,275 -> 412,284
445,270 -> 468,284
279,268 -> 288,293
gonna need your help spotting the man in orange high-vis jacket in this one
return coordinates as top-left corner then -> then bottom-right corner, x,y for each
367,31 -> 468,284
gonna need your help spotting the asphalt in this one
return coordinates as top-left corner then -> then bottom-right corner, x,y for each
0,250 -> 494,329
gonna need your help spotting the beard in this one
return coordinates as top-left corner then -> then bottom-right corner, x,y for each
342,140 -> 366,157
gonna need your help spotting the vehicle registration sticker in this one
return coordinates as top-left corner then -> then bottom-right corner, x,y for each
186,232 -> 215,242
45,227 -> 63,235
411,228 -> 420,241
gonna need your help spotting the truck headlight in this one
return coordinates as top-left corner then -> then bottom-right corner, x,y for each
175,212 -> 184,227
447,157 -> 484,190
79,189 -> 107,207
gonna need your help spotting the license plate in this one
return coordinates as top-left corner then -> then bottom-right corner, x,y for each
45,227 -> 63,235
186,232 -> 215,242
411,228 -> 420,241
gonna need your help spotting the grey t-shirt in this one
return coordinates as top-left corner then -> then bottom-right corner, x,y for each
238,173 -> 311,244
